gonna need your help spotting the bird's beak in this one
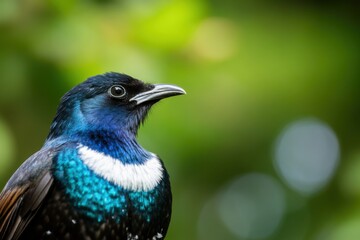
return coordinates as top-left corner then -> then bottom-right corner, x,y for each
130,84 -> 186,105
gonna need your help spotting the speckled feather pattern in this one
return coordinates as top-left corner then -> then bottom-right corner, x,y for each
19,147 -> 172,240
54,147 -> 166,223
0,73 -> 182,240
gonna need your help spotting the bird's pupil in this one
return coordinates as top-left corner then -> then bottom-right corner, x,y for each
112,87 -> 123,95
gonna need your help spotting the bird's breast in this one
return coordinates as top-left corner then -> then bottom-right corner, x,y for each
52,146 -> 170,223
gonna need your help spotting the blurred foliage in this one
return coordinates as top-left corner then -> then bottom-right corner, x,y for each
1,0 -> 360,239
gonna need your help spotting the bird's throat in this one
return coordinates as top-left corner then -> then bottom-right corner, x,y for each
77,145 -> 163,191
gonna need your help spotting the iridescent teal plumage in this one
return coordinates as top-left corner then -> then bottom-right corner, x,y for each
54,148 -> 128,223
53,147 -> 168,224
0,72 -> 185,240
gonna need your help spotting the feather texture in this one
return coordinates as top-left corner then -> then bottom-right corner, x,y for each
0,173 -> 53,240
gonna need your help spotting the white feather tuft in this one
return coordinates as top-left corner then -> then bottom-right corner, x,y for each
78,145 -> 163,191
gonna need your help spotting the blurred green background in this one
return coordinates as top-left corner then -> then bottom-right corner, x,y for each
1,0 -> 360,239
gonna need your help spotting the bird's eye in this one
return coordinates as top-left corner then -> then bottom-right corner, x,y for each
108,85 -> 127,99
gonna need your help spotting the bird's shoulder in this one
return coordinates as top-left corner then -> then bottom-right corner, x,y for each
0,140 -> 72,240
3,140 -> 73,189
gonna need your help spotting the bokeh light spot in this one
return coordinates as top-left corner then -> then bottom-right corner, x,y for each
198,173 -> 286,240
218,173 -> 285,239
189,17 -> 237,61
274,118 -> 340,195
0,0 -> 18,22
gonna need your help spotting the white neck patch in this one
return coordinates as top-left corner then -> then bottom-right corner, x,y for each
77,145 -> 163,192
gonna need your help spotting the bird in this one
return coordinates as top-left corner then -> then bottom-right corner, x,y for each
0,72 -> 185,240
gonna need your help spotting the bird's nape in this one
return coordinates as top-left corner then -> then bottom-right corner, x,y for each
0,72 -> 185,240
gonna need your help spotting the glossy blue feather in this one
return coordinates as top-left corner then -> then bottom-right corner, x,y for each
6,73 -> 181,239
54,147 -> 162,223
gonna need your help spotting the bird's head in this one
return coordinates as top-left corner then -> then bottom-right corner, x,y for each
47,72 -> 185,140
